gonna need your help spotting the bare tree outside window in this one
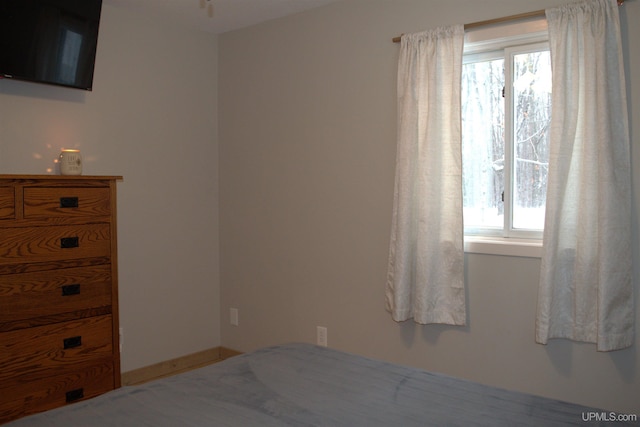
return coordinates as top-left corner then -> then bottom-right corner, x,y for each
512,50 -> 551,230
462,45 -> 551,236
462,57 -> 505,230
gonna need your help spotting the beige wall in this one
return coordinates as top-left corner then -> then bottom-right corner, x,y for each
219,0 -> 640,414
0,4 -> 221,372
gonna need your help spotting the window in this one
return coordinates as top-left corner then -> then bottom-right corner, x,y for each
462,34 -> 552,239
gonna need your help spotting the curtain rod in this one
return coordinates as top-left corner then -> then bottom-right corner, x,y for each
391,0 -> 625,43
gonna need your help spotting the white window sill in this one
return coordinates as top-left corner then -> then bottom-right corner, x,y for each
464,236 -> 542,258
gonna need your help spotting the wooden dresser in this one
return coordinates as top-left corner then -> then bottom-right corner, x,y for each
0,175 -> 122,424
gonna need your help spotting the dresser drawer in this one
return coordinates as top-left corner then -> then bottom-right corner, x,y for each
0,265 -> 112,325
23,187 -> 111,219
0,361 -> 114,423
0,315 -> 114,382
0,187 -> 14,220
0,223 -> 110,266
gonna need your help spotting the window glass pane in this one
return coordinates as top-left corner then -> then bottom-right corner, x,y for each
462,58 -> 505,230
512,51 -> 551,230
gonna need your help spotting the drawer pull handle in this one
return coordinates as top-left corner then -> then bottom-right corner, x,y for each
60,197 -> 79,208
65,388 -> 84,403
62,284 -> 81,296
60,237 -> 79,248
63,336 -> 82,349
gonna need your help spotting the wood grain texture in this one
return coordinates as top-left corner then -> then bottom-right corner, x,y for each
23,187 -> 111,219
0,256 -> 111,276
108,179 -> 122,388
0,187 -> 15,219
0,264 -> 112,324
0,315 -> 114,382
0,176 -> 122,423
0,361 -> 114,423
0,224 -> 111,266
0,307 -> 113,333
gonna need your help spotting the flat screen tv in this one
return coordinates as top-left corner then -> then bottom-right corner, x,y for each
0,0 -> 103,91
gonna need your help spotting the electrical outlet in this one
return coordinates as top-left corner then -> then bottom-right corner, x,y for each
230,308 -> 239,326
317,326 -> 328,347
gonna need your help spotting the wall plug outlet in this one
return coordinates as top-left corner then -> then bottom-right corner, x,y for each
317,326 -> 328,347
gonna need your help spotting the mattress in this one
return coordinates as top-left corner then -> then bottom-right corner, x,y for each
4,343 -> 635,426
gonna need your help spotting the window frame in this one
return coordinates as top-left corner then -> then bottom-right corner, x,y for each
462,19 -> 549,256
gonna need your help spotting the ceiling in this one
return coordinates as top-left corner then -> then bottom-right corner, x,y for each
104,0 -> 340,34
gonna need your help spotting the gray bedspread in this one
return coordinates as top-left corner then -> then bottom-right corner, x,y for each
5,343 -> 635,426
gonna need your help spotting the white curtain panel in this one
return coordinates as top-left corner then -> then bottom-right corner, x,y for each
386,26 -> 466,325
537,0 -> 633,351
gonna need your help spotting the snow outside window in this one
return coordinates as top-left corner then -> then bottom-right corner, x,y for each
462,35 -> 551,240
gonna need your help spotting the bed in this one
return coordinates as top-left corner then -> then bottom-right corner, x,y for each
4,343 -> 634,426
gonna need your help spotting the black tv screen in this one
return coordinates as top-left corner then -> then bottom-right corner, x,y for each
0,0 -> 102,91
